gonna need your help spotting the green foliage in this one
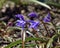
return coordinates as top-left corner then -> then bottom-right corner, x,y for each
10,0 -> 20,4
0,0 -> 51,10
0,0 -> 7,8
55,46 -> 60,48
30,0 -> 51,10
46,2 -> 60,8
5,32 -> 60,48
46,33 -> 60,48
5,37 -> 48,48
10,0 -> 51,10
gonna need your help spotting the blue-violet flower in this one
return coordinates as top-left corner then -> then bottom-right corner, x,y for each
43,12 -> 51,22
16,20 -> 26,29
15,14 -> 24,20
28,12 -> 38,18
28,20 -> 40,29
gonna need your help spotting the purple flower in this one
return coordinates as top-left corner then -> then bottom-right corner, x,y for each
15,14 -> 24,20
16,20 -> 26,29
28,12 -> 38,18
28,20 -> 40,29
43,12 -> 51,22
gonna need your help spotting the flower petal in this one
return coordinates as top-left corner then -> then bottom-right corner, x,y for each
15,14 -> 24,20
43,12 -> 51,22
28,12 -> 38,17
29,21 -> 40,29
16,20 -> 26,28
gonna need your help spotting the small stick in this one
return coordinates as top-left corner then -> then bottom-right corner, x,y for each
22,29 -> 25,48
41,20 -> 48,36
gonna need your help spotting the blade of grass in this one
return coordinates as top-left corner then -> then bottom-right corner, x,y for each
5,37 -> 48,48
22,30 -> 25,48
46,34 -> 60,48
46,2 -> 60,8
30,0 -> 51,10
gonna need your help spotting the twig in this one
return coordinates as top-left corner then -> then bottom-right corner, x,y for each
22,29 -> 25,48
40,20 -> 48,36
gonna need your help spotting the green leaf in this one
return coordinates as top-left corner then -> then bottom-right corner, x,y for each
55,46 -> 60,48
9,0 -> 51,10
30,0 -> 51,10
5,39 -> 22,48
1,21 -> 6,26
10,0 -> 20,4
6,27 -> 22,31
20,44 -> 37,47
46,34 -> 60,48
5,37 -> 48,48
0,0 -> 7,8
26,31 -> 35,38
46,2 -> 60,8
56,26 -> 60,29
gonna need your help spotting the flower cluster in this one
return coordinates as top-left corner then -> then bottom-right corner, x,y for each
15,12 -> 51,29
15,14 -> 26,29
